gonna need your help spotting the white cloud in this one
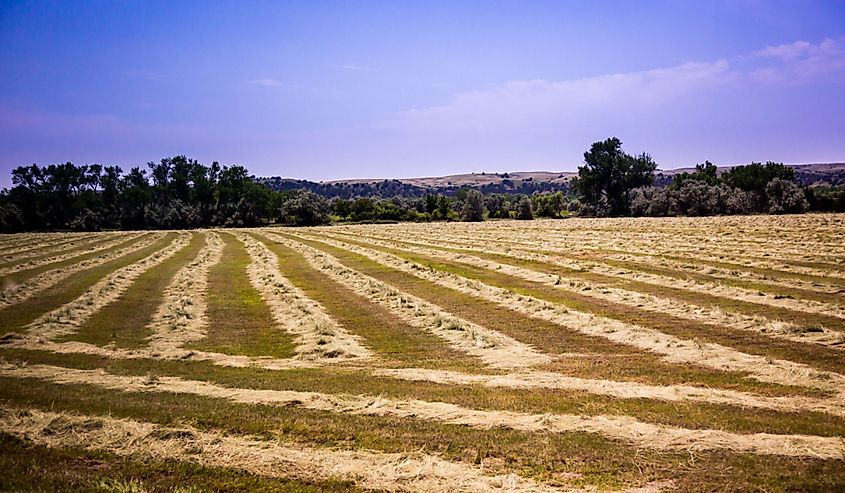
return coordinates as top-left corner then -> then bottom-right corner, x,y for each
386,38 -> 845,134
250,78 -> 283,86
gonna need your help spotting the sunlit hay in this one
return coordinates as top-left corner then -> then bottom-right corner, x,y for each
0,405 -> 577,493
320,231 -> 845,349
2,363 -> 843,459
17,232 -> 192,343
340,229 -> 845,320
265,231 -> 551,369
145,231 -> 226,354
0,232 -> 160,309
235,232 -> 372,362
374,367 -> 845,418
0,233 -> 97,260
301,233 -> 845,398
0,232 -> 137,277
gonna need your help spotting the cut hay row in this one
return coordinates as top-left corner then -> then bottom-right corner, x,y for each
262,231 -> 551,369
456,227 -> 845,279
0,232 -> 138,277
0,405 -> 585,493
0,232 -> 159,309
380,222 -> 845,277
0,233 -> 105,269
0,233 -> 98,260
236,232 -> 372,362
17,232 -> 192,343
2,362 -> 842,459
145,231 -> 226,354
322,231 -> 845,348
298,233 -> 845,397
350,230 -> 845,321
372,228 -> 844,295
375,367 -> 845,418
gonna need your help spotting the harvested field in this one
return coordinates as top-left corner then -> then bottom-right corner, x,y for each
1,215 -> 844,491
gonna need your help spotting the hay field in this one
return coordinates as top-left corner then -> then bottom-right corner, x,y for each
1,214 -> 844,492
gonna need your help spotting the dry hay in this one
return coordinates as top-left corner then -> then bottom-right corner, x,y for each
0,232 -> 159,309
343,229 -> 845,320
0,405 -> 583,493
300,233 -> 845,398
235,232 -> 372,362
320,231 -> 844,349
17,232 -> 193,343
263,231 -> 551,369
145,231 -> 226,353
2,362 -> 841,459
0,232 -> 137,277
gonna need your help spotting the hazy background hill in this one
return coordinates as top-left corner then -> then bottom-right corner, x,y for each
258,162 -> 845,198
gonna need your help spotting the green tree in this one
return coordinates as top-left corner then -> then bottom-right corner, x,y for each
571,137 -> 657,216
460,189 -> 485,222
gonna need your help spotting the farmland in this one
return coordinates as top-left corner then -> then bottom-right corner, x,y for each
0,214 -> 844,492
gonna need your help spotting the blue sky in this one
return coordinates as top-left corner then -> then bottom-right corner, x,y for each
1,0 -> 844,185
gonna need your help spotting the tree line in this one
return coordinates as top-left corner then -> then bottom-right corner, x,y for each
2,139 -> 843,232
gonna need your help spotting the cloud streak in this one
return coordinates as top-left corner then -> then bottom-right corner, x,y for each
387,38 -> 845,133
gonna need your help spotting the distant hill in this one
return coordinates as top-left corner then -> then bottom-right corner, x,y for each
257,162 -> 844,198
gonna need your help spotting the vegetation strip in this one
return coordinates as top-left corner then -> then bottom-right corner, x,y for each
327,230 -> 845,349
297,233 -> 845,397
354,230 -> 845,322
146,231 -> 226,353
0,405 -> 579,493
0,232 -> 159,309
0,233 -> 106,272
237,232 -> 372,362
2,362 -> 842,458
262,231 -> 551,369
12,232 -> 191,343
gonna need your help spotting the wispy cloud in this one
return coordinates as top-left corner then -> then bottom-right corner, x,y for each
327,63 -> 384,72
386,38 -> 845,133
250,78 -> 283,86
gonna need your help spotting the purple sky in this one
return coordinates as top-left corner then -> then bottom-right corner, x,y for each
1,1 -> 844,187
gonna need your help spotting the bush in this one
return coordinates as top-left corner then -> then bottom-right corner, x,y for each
766,178 -> 808,214
279,190 -> 330,226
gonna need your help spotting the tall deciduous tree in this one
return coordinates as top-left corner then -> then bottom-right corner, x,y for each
572,137 -> 657,216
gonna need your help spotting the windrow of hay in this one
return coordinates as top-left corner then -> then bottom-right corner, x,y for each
347,230 -> 845,320
0,233 -> 97,260
0,405 -> 584,493
16,232 -> 192,343
375,368 -> 845,418
235,232 -> 372,362
145,231 -> 226,354
0,233 -> 106,270
0,232 -> 159,309
1,362 -> 842,459
376,228 -> 844,295
322,231 -> 845,349
0,233 -> 139,276
300,234 -> 845,397
371,220 -> 845,280
263,231 -> 551,369
435,222 -> 845,281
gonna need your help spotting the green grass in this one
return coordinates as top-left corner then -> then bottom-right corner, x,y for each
1,372 -> 844,492
323,233 -> 845,375
256,233 -> 484,371
2,348 -> 843,437
1,233 -> 155,289
0,433 -> 360,492
284,233 -> 833,396
62,233 -> 206,349
0,233 -> 176,334
187,232 -> 297,359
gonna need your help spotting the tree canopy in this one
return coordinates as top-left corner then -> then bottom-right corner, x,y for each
572,137 -> 657,215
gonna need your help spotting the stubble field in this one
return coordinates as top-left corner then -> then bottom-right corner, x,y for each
0,214 -> 844,492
